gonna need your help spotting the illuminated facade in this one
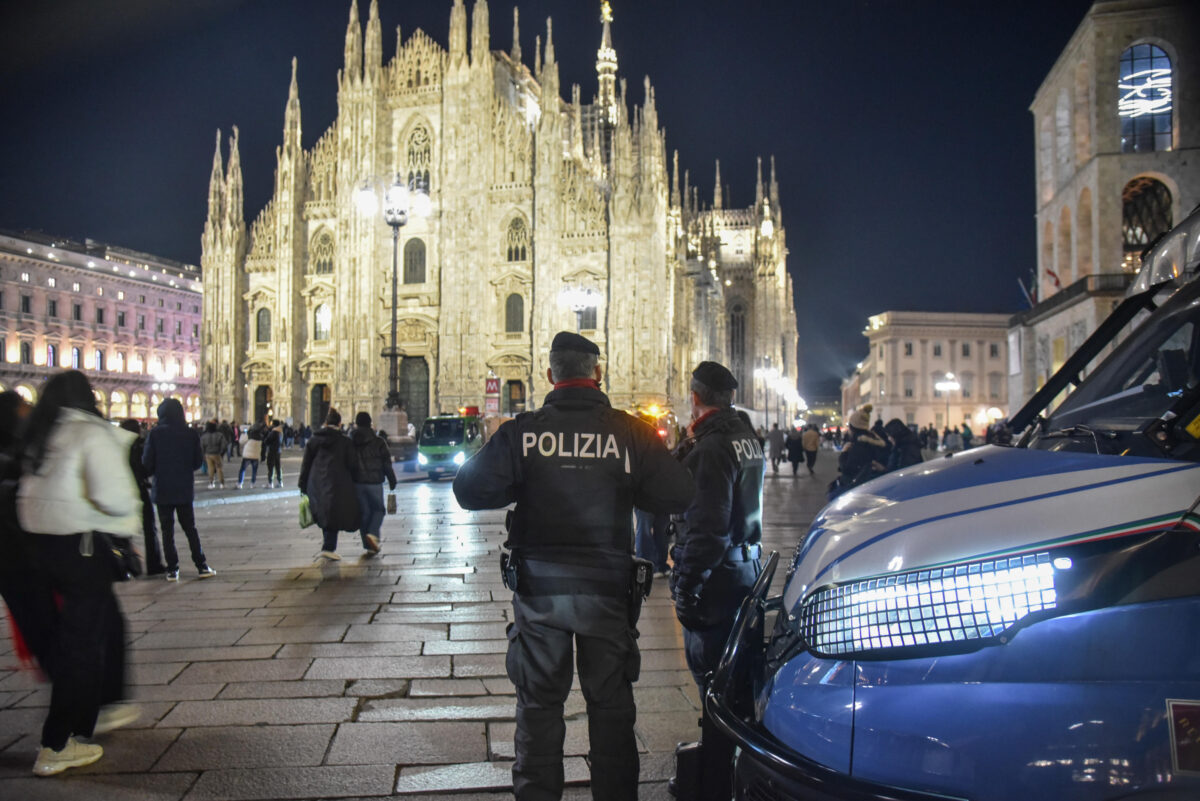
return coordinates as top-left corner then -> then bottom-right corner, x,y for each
200,0 -> 796,426
1009,0 -> 1199,405
0,230 -> 203,419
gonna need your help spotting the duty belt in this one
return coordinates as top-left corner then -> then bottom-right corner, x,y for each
516,554 -> 630,597
725,542 -> 762,562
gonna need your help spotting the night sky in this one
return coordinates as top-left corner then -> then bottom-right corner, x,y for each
0,0 -> 1095,399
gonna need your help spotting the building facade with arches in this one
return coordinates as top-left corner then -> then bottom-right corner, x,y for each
200,0 -> 795,427
0,230 -> 202,420
1010,0 -> 1199,405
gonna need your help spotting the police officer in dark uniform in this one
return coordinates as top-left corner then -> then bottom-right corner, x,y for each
669,361 -> 764,800
453,331 -> 695,801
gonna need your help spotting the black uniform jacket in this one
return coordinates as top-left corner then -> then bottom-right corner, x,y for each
673,407 -> 765,595
453,385 -> 695,569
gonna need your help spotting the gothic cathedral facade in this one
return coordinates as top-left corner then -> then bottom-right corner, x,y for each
200,0 -> 795,427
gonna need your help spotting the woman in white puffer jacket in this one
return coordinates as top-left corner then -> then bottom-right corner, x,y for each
16,370 -> 141,777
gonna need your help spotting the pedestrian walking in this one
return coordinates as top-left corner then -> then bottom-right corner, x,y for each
298,408 -> 359,561
784,427 -> 804,476
766,422 -> 786,474
143,399 -> 215,581
200,420 -> 227,488
961,422 -> 974,449
884,419 -> 924,471
801,423 -> 821,475
119,419 -> 167,574
237,420 -> 265,488
264,419 -> 283,488
16,371 -> 142,776
453,331 -> 695,801
349,412 -> 397,556
668,360 -> 765,798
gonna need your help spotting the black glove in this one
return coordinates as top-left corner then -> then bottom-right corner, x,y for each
673,583 -> 704,630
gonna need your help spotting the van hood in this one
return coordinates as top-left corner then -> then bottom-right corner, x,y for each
784,445 -> 1200,611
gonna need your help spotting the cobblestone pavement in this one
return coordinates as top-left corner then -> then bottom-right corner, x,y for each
0,447 -> 836,800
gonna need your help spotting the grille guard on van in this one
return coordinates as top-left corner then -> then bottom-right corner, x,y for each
703,551 -> 966,801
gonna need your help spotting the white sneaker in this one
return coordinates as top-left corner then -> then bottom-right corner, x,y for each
93,703 -> 141,735
316,550 -> 341,562
208,482 -> 215,489
33,737 -> 103,776
237,482 -> 243,489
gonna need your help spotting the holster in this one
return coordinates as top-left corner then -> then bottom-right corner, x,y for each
628,557 -> 654,627
499,542 -> 521,591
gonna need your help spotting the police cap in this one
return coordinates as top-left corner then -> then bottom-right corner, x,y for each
550,331 -> 600,355
692,360 -> 738,391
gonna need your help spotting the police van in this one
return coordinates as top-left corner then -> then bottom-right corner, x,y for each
706,208 -> 1200,800
417,407 -> 484,480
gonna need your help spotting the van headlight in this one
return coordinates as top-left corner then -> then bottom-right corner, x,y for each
417,453 -> 428,466
798,551 -> 1058,657
452,451 -> 466,466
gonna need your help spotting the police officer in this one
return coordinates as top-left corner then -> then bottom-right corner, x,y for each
453,331 -> 695,801
669,361 -> 764,800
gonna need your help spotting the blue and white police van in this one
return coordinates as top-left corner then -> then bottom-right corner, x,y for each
707,207 -> 1200,801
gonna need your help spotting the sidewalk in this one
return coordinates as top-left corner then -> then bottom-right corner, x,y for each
0,452 -> 837,800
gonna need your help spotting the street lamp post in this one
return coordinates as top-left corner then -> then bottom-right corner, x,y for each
357,174 -> 430,411
935,372 -> 961,429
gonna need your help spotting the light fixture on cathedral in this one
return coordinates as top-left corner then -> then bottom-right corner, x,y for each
560,286 -> 602,333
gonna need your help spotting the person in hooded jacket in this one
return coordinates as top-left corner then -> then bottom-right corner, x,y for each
17,371 -> 142,776
119,419 -> 166,574
263,419 -> 283,488
833,405 -> 887,498
298,408 -> 359,561
350,411 -> 397,556
884,418 -> 924,471
143,399 -> 215,581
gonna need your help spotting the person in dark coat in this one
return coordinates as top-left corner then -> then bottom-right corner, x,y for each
263,419 -> 283,488
884,418 -> 924,471
298,408 -> 359,561
143,399 -> 214,581
832,406 -> 887,499
119,419 -> 166,575
350,412 -> 397,556
784,427 -> 805,476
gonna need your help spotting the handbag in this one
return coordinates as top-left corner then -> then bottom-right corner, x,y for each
386,492 -> 397,515
299,494 -> 315,528
94,531 -> 142,581
242,438 -> 262,461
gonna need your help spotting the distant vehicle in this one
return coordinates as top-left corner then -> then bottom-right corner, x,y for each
417,407 -> 484,480
703,208 -> 1200,800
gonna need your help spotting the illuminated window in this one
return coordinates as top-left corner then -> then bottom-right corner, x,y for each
256,308 -> 271,343
314,304 -> 331,341
47,277 -> 56,288
19,272 -> 28,282
72,282 -> 79,292
403,239 -> 426,284
579,306 -> 597,330
504,294 -> 523,333
47,344 -> 57,367
1119,44 -> 1172,153
71,347 -> 81,369
406,124 -> 432,190
1122,177 -> 1172,253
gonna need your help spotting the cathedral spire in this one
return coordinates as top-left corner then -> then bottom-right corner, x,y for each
511,7 -> 521,64
207,129 -> 224,227
449,0 -> 467,68
713,160 -> 722,210
343,0 -> 362,83
283,58 -> 302,154
534,34 -> 541,74
671,150 -> 680,208
470,0 -> 490,68
769,155 -> 780,208
364,0 -> 382,83
225,126 -> 244,231
596,1 -> 618,124
755,156 -> 763,206
540,17 -> 558,98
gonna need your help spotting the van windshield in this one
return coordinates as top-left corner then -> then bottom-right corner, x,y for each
1041,280 -> 1200,441
421,418 -> 464,446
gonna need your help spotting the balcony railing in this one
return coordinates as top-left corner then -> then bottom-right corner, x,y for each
1010,272 -> 1133,327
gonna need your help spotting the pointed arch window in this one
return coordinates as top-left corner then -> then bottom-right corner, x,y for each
404,239 -> 426,284
256,308 -> 271,343
505,293 -> 524,333
406,125 -> 432,191
506,218 -> 529,262
314,304 -> 332,342
310,232 -> 334,274
1119,44 -> 1172,153
729,303 -> 747,390
1122,177 -> 1172,253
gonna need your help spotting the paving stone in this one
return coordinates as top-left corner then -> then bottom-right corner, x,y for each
344,679 -> 410,698
217,679 -> 346,699
326,721 -> 486,765
394,758 -> 589,794
634,685 -> 700,712
235,625 -> 349,645
184,765 -> 393,800
145,616 -> 281,631
423,639 -> 507,656
129,645 -> 280,664
0,727 -> 181,776
134,629 -> 250,650
0,772 -> 196,801
0,706 -> 50,738
173,658 -> 312,684
452,653 -> 507,677
154,723 -> 335,770
481,678 -> 518,695
377,606 -> 508,623
342,623 -> 448,642
275,612 -> 374,627
132,683 -> 225,702
408,678 -> 488,697
635,709 -> 702,752
158,698 -> 357,727
275,641 -> 422,659
0,671 -> 46,691
358,696 -> 517,723
450,623 -> 508,640
305,656 -> 450,680
488,719 -> 594,759
389,590 -> 493,604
